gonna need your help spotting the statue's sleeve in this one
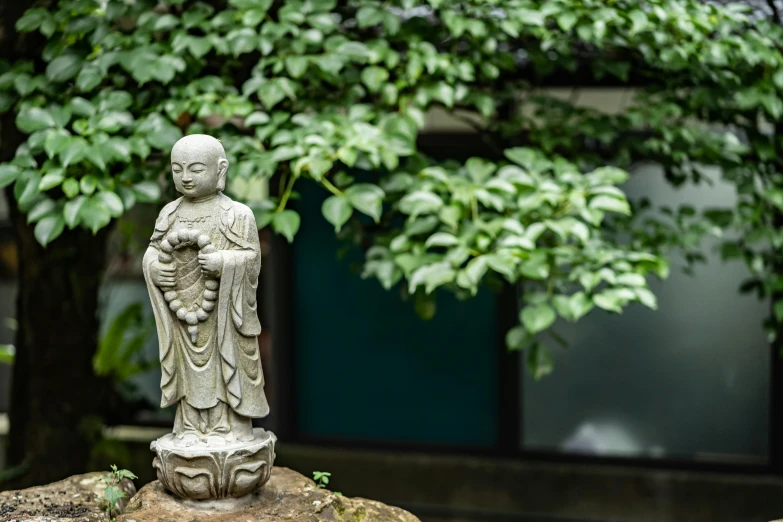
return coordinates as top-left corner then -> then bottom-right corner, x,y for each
216,207 -> 265,414
143,229 -> 181,409
219,208 -> 262,337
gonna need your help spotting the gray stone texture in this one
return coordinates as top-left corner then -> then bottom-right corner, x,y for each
117,467 -> 420,522
0,472 -> 135,522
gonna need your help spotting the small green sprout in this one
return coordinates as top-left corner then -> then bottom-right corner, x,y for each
312,470 -> 342,496
101,464 -> 137,522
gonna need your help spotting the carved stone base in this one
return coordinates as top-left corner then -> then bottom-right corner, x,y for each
151,428 -> 276,501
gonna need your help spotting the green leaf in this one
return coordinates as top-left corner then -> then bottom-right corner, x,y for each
527,344 -> 553,380
504,147 -> 538,169
285,56 -> 309,78
227,28 -> 258,57
187,36 -> 212,58
337,147 -> 358,167
553,292 -> 594,322
336,41 -> 369,59
62,178 -> 80,199
409,262 -> 456,294
774,69 -> 783,90
133,181 -> 161,202
80,175 -> 98,195
466,157 -> 495,183
39,170 -> 65,191
16,107 -> 55,133
321,195 -> 353,232
272,210 -> 301,242
59,137 -> 89,167
0,92 -> 13,113
399,191 -> 443,216
593,291 -> 626,313
616,273 -> 646,287
635,287 -> 658,310
557,12 -> 578,31
27,198 -> 57,223
521,304 -> 556,334
103,486 -> 125,507
64,195 -> 86,227
434,83 -> 455,107
361,66 -> 389,93
97,191 -> 124,217
16,8 -> 49,32
105,138 -> 131,162
76,63 -> 103,91
79,196 -> 112,234
0,165 -> 21,188
69,97 -> 95,116
44,129 -> 71,159
486,252 -> 517,279
357,6 -> 382,27
17,172 -> 41,208
775,299 -> 783,322
519,252 -> 549,279
34,214 -> 65,247
259,82 -> 286,110
151,13 -> 178,30
425,232 -> 459,248
505,325 -> 528,350
50,105 -> 71,128
628,9 -> 648,34
589,166 -> 629,185
46,54 -> 83,83
589,195 -> 631,215
345,183 -> 384,222
97,111 -> 134,132
116,186 -> 136,210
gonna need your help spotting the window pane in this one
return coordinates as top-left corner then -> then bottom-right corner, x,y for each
522,167 -> 770,464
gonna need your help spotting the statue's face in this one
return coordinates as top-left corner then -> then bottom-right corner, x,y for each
171,150 -> 222,199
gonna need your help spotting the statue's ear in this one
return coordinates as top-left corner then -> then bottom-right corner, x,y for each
217,158 -> 229,191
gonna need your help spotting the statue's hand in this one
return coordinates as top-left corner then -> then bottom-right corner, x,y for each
151,260 -> 176,288
198,251 -> 223,277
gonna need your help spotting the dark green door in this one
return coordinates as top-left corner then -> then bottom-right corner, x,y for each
293,182 -> 498,446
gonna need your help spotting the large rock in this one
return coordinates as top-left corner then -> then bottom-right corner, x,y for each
0,472 -> 136,521
118,466 -> 419,522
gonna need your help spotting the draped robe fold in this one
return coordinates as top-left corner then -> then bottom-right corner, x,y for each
142,193 -> 269,431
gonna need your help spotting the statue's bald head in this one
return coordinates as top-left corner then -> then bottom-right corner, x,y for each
170,134 -> 229,198
171,134 -> 227,165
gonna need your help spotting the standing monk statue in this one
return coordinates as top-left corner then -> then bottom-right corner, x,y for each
144,134 -> 276,502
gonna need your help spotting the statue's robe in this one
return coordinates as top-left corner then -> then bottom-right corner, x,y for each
143,193 -> 268,439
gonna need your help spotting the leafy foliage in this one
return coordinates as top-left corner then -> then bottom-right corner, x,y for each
94,302 -> 157,382
100,464 -> 137,521
2,0 -> 782,376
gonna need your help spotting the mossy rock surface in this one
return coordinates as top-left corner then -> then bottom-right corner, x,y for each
0,472 -> 135,521
118,467 -> 419,522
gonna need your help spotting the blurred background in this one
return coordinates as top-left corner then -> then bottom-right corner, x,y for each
1,0 -> 783,521
0,97 -> 780,521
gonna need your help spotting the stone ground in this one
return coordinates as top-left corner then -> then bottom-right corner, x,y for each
119,466 -> 419,522
0,467 -> 418,522
0,472 -> 135,522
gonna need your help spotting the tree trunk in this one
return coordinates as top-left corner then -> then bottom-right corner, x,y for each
4,198 -> 113,488
0,0 -> 116,489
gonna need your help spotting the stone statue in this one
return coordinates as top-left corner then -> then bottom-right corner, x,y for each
143,134 -> 276,504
